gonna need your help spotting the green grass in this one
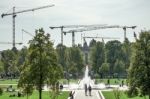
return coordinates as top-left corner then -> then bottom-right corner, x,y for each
0,79 -> 79,85
95,78 -> 127,85
102,91 -> 148,99
0,79 -> 18,84
0,91 -> 69,99
0,85 -> 17,90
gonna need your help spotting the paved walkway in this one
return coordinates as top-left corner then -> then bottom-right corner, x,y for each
74,90 -> 101,99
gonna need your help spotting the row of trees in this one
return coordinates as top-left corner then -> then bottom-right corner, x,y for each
0,28 -> 149,99
89,30 -> 150,98
0,28 -> 84,99
56,44 -> 84,79
0,36 -> 132,80
89,38 -> 132,78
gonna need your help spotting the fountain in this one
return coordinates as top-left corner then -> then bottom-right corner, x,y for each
78,65 -> 94,89
42,65 -> 106,91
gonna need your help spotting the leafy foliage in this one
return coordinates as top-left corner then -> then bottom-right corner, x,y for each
113,88 -> 121,99
128,31 -> 150,99
105,40 -> 124,76
90,41 -> 105,75
18,28 -> 62,99
0,87 -> 3,95
1,49 -> 19,76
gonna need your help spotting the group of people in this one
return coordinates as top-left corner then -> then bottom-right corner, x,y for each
67,84 -> 92,99
84,84 -> 92,96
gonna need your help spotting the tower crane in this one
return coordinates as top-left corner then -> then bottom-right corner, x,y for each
63,25 -> 137,46
122,26 -> 137,40
63,25 -> 120,46
49,24 -> 107,45
1,4 -> 54,50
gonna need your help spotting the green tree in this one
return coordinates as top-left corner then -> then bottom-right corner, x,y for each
56,44 -> 66,73
90,41 -> 105,76
122,38 -> 131,69
18,28 -> 62,99
16,46 -> 28,71
114,59 -> 125,78
0,61 -> 4,73
1,49 -> 18,78
105,40 -> 123,76
89,39 -> 96,48
128,31 -> 150,98
99,62 -> 109,78
18,61 -> 33,99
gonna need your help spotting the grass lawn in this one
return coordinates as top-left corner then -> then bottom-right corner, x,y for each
0,79 -> 18,84
95,78 -> 127,85
102,91 -> 148,99
0,79 -> 79,85
0,91 -> 69,99
0,85 -> 17,90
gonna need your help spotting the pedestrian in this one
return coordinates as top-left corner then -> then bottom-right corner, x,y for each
88,85 -> 92,96
122,80 -> 124,87
84,84 -> 87,96
68,91 -> 75,99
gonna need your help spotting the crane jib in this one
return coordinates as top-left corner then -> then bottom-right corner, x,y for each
1,4 -> 54,17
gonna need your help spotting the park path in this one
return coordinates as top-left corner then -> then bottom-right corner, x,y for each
74,90 -> 101,99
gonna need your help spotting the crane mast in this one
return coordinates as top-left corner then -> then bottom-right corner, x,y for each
1,4 -> 54,49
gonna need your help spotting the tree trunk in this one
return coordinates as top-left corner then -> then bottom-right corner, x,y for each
39,88 -> 42,99
149,90 -> 150,99
39,71 -> 42,99
39,43 -> 42,99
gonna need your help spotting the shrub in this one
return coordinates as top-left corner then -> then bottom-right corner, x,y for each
113,88 -> 121,99
125,86 -> 138,98
0,87 -> 3,95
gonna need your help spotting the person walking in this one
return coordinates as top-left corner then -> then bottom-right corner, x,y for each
88,85 -> 92,96
84,84 -> 87,96
68,91 -> 75,99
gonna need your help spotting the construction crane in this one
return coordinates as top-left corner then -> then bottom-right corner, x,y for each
63,25 -> 137,46
22,29 -> 34,37
122,26 -> 137,40
63,25 -> 120,46
49,24 -> 107,45
1,4 -> 54,49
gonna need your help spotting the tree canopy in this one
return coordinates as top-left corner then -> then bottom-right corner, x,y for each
128,31 -> 150,98
18,28 -> 62,99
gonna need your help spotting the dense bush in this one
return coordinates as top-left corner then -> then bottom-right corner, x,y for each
113,88 -> 121,99
0,87 -> 3,95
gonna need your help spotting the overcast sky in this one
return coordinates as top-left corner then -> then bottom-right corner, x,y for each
0,0 -> 150,50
